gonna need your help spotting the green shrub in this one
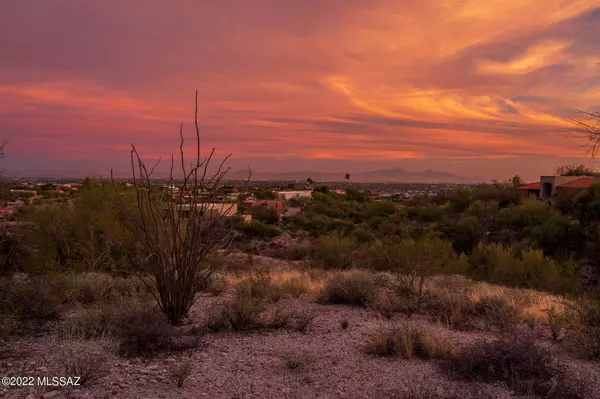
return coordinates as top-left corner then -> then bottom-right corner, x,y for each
468,242 -> 517,281
237,220 -> 280,238
251,206 -> 279,224
310,233 -> 358,269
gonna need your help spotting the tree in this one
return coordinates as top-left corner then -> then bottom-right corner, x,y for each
554,164 -> 597,176
110,91 -> 245,324
572,110 -> 600,158
511,175 -> 524,188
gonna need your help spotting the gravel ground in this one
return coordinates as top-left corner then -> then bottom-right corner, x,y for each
2,295 -> 600,399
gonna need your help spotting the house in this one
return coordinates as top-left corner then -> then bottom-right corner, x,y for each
275,190 -> 313,201
520,175 -> 600,200
175,203 -> 238,219
241,199 -> 287,214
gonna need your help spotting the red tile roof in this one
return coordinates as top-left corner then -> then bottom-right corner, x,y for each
520,182 -> 540,190
557,177 -> 595,189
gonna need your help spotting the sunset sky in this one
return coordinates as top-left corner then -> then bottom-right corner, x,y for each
1,1 -> 600,181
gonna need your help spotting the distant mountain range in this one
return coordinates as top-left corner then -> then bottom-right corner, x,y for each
227,167 -> 472,183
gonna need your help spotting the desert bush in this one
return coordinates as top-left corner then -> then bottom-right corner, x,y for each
310,233 -> 358,269
251,206 -> 279,225
236,271 -> 283,303
317,270 -> 378,307
368,289 -> 401,319
278,351 -> 313,370
429,291 -> 477,331
468,242 -> 517,282
473,297 -> 519,333
443,334 -> 562,396
207,297 -> 266,331
545,305 -> 569,343
468,243 -> 574,293
196,272 -> 228,296
237,220 -> 280,238
71,273 -> 146,304
262,304 -> 316,332
0,276 -> 62,324
115,304 -> 199,357
60,338 -> 116,385
288,308 -> 315,332
341,318 -> 349,329
280,277 -> 310,299
364,327 -> 453,360
564,296 -> 600,359
60,301 -> 119,339
168,358 -> 192,387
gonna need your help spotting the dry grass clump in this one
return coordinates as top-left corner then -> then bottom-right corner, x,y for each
278,350 -> 314,370
71,272 -> 147,304
207,299 -> 315,333
206,297 -> 266,332
60,301 -> 119,339
317,270 -> 378,306
280,276 -> 311,299
236,271 -> 283,303
60,338 -> 117,385
168,358 -> 193,387
429,290 -> 477,331
368,289 -> 401,319
442,334 -> 562,397
364,326 -> 453,360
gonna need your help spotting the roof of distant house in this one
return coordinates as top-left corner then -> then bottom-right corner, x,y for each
520,182 -> 541,190
557,177 -> 596,189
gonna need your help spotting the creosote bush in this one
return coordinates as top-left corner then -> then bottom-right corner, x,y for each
364,327 -> 453,360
